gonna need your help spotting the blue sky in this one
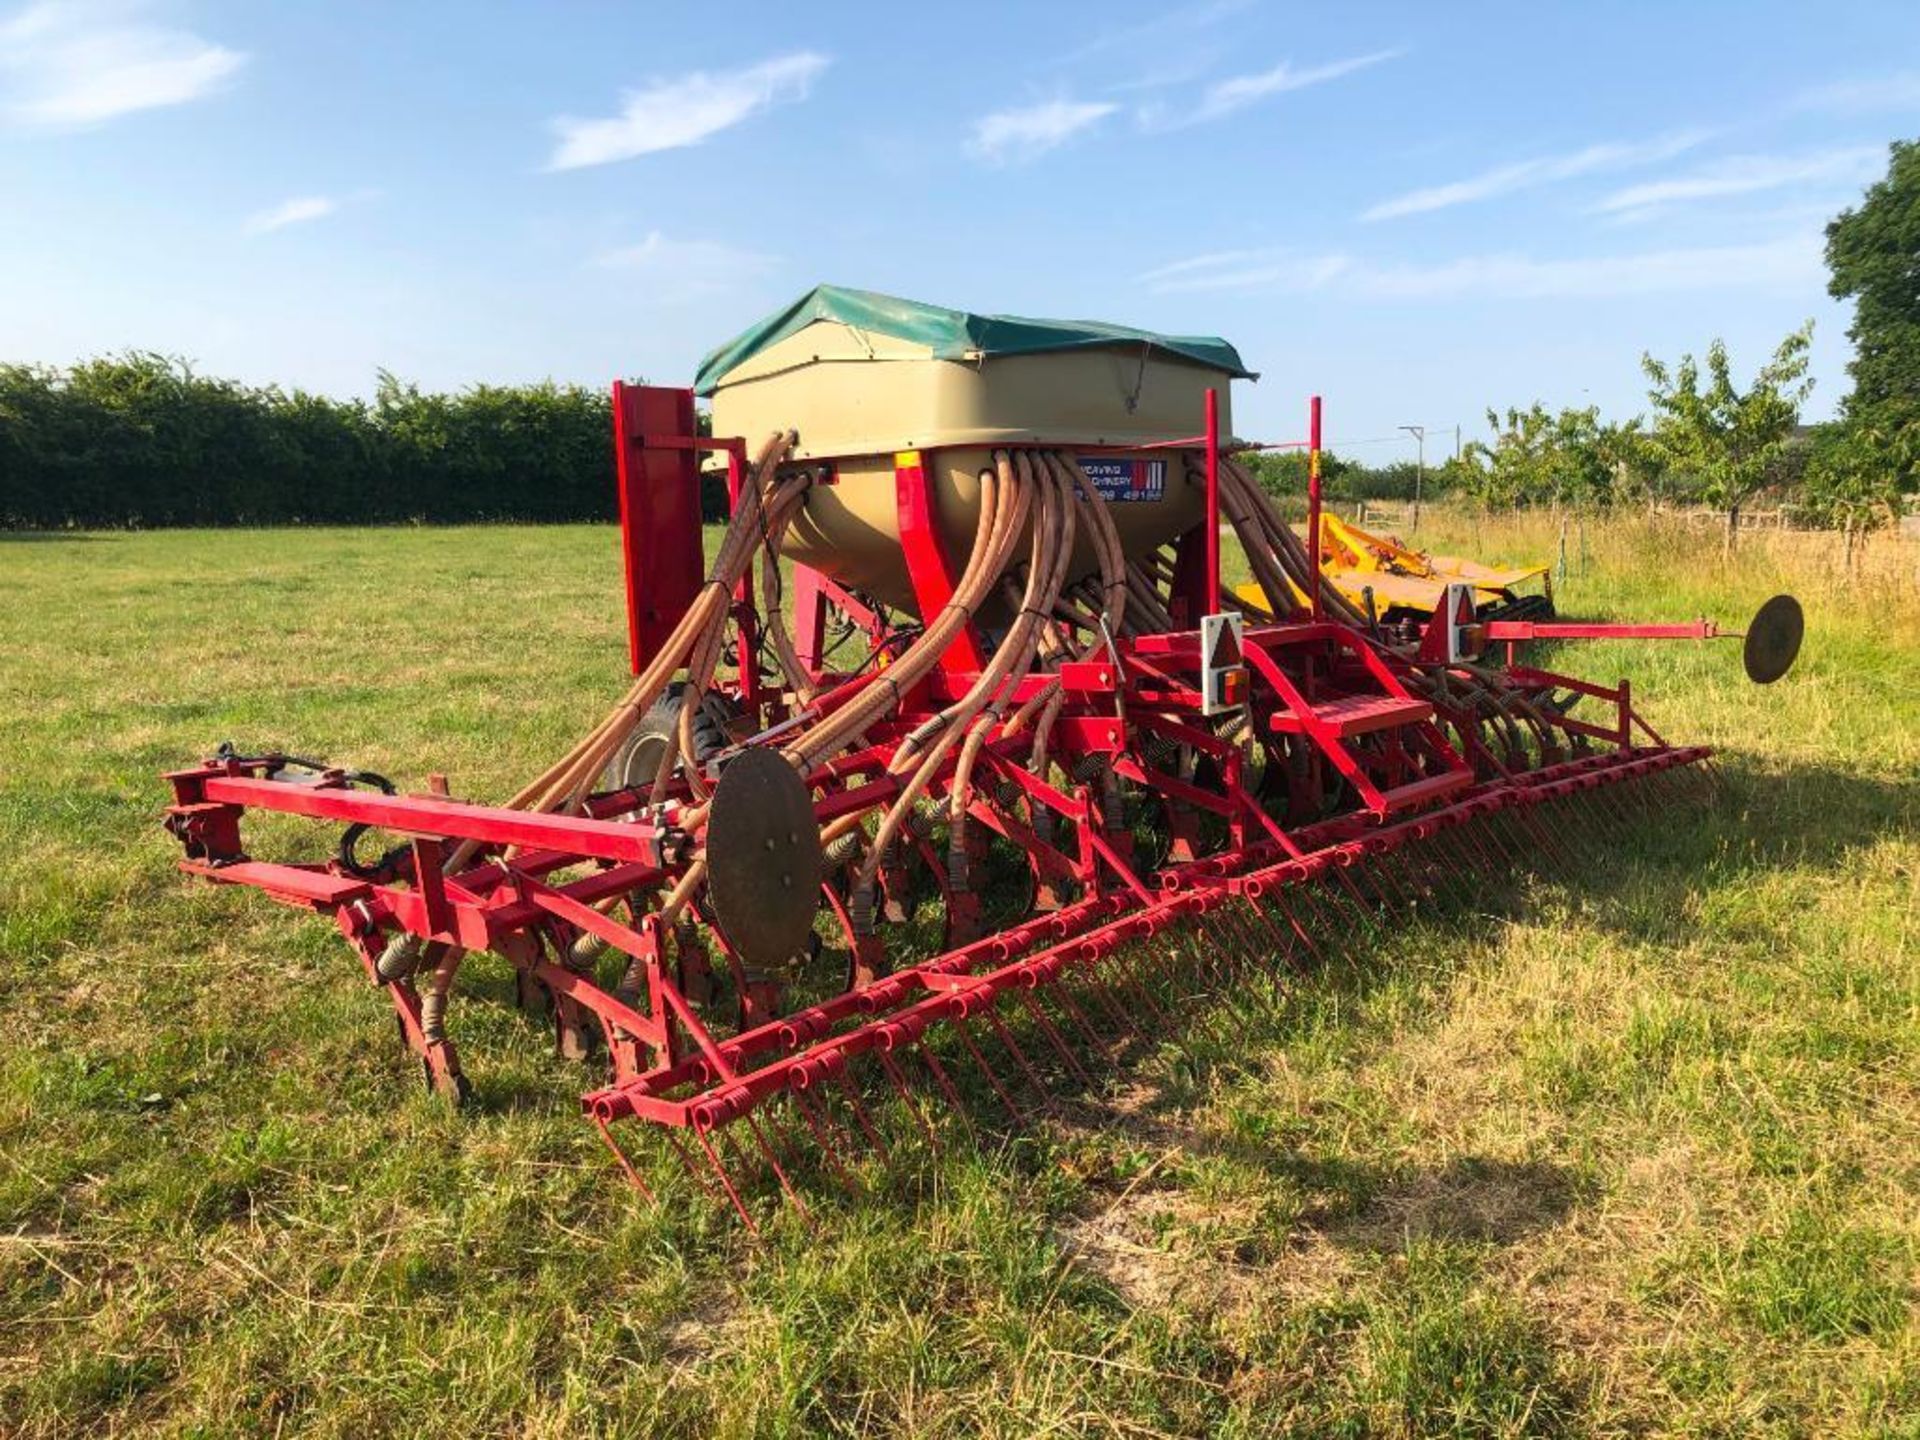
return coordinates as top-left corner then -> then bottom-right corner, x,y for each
2,0 -> 1917,457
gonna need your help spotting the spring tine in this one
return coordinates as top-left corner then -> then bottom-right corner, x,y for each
1581,790 -> 1626,850
1453,814 -> 1501,881
1273,892 -> 1322,964
1078,957 -> 1146,1041
1139,927 -> 1206,1005
694,1126 -> 759,1234
1217,909 -> 1267,981
1111,951 -> 1174,1030
1019,991 -> 1092,1084
877,1048 -> 942,1155
1519,807 -> 1574,873
1152,922 -> 1207,998
835,1068 -> 891,1162
1613,777 -> 1649,826
956,1017 -> 1025,1124
1049,976 -> 1108,1052
1218,907 -> 1266,977
744,1113 -> 811,1224
1221,905 -> 1282,992
1353,854 -> 1394,909
917,1043 -> 981,1147
1436,835 -> 1478,908
1544,803 -> 1590,867
1331,861 -> 1372,910
591,1112 -> 657,1203
1482,808 -> 1526,870
1226,899 -> 1271,953
1405,850 -> 1446,912
1372,852 -> 1416,914
1264,898 -> 1309,965
1315,882 -> 1366,945
783,1093 -> 842,1194
986,1006 -> 1052,1101
662,1125 -> 723,1203
1155,942 -> 1228,1046
791,1086 -> 860,1193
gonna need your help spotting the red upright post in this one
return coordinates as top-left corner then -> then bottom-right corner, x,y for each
1203,387 -> 1221,617
1307,394 -> 1324,619
612,383 -> 706,676
895,449 -> 985,676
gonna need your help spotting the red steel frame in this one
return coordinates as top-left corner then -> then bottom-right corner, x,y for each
164,382 -> 1724,1222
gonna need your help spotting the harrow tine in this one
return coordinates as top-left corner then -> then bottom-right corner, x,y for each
1483,809 -> 1527,872
1135,925 -> 1204,998
1074,961 -> 1144,1043
955,1017 -> 1025,1124
1221,913 -> 1282,1029
1373,853 -> 1418,915
876,1047 -> 944,1155
1330,862 -> 1372,910
1246,903 -> 1299,969
695,1126 -> 760,1235
1097,940 -> 1170,1032
791,1086 -> 861,1193
1111,949 -> 1176,1031
745,1112 -> 812,1223
1018,990 -> 1093,1085
591,1112 -> 657,1204
1352,855 -> 1393,910
1453,815 -> 1503,884
662,1125 -> 724,1204
920,1043 -> 983,1147
1049,976 -> 1109,1053
987,1006 -> 1053,1101
835,1068 -> 892,1163
1582,786 -> 1629,843
1273,892 -> 1323,964
1614,775 -> 1653,825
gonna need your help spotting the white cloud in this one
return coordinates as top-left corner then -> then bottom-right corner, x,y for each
1058,0 -> 1252,66
1592,146 -> 1886,215
0,0 -> 245,128
1362,131 -> 1707,221
1137,235 -> 1823,300
244,195 -> 338,236
1794,71 -> 1920,114
548,52 -> 828,171
592,231 -> 776,301
1136,246 -> 1352,293
1172,48 -> 1402,127
968,98 -> 1117,164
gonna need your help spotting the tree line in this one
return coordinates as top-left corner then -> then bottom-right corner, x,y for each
1260,139 -> 1920,546
0,361 -> 639,528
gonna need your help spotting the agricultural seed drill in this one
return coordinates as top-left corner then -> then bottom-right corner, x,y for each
164,286 -> 1803,1226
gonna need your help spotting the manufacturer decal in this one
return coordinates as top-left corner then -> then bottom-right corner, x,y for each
1078,456 -> 1167,503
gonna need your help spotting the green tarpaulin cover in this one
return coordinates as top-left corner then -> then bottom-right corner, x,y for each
693,284 -> 1254,396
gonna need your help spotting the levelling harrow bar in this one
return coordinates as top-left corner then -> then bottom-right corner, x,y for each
164,297 -> 1801,1227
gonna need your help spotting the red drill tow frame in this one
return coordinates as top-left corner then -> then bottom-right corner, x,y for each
163,383 -> 1799,1227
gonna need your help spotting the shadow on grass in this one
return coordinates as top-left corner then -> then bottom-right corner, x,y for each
1052,1085 -> 1580,1250
0,531 -> 110,542
1559,755 -> 1916,950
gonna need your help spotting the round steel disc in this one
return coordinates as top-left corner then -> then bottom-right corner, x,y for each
705,748 -> 824,972
1743,594 -> 1804,685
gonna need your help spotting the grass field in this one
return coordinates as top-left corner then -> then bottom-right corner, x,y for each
1,512 -> 1915,1437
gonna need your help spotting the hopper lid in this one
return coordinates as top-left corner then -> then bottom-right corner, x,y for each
694,283 -> 1255,396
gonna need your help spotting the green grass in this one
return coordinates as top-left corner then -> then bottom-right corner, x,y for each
1,513 -> 1915,1437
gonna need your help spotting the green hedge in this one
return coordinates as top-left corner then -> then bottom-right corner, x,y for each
0,354 -> 639,527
